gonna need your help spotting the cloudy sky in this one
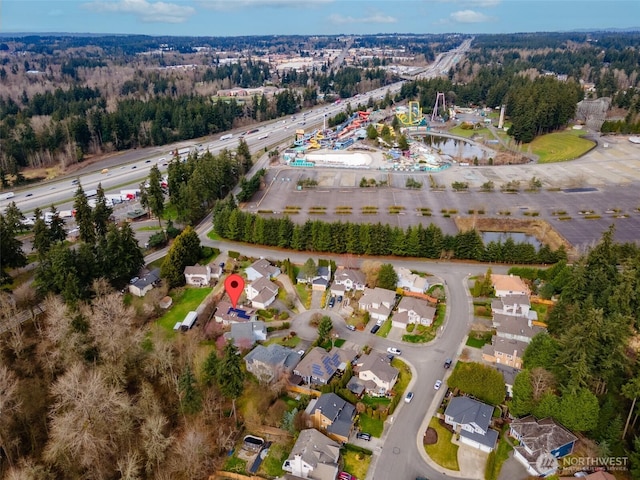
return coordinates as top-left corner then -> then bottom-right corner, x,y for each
2,0 -> 639,36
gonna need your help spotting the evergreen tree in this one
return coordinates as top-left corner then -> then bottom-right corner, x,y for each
378,263 -> 399,290
160,225 -> 201,288
92,183 -> 113,239
73,185 -> 95,244
48,205 -> 66,243
0,212 -> 27,282
218,341 -> 244,421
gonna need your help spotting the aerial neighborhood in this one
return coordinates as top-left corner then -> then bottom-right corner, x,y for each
1,20 -> 640,480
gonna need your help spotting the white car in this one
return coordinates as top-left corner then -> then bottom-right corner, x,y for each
434,380 -> 443,390
387,347 -> 401,356
404,392 -> 414,403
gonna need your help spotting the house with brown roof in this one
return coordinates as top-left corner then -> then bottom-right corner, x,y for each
246,276 -> 279,309
214,300 -> 258,325
293,347 -> 354,385
392,296 -> 436,329
482,336 -> 528,369
359,287 -> 396,322
491,274 -> 530,297
184,264 -> 211,286
510,416 -> 577,477
355,352 -> 399,395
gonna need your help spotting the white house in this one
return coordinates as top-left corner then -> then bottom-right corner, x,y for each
282,428 -> 340,479
356,352 -> 399,395
392,296 -> 436,328
491,294 -> 534,320
245,276 -> 279,309
358,287 -> 396,322
395,266 -> 429,293
183,264 -> 211,286
444,396 -> 499,453
245,258 -> 281,281
332,268 -> 366,291
128,268 -> 160,297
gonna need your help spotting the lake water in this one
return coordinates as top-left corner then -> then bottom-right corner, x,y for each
422,135 -> 490,162
481,231 -> 542,250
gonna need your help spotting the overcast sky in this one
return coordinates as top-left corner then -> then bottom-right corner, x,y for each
3,0 -> 639,37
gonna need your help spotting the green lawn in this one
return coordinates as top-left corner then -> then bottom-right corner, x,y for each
207,230 -> 222,241
264,335 -> 301,348
527,130 -> 595,163
448,125 -> 490,138
295,283 -> 310,307
531,302 -> 549,323
361,396 -> 391,408
358,413 -> 384,437
261,442 -> 291,477
391,357 -> 412,397
377,319 -> 392,337
342,448 -> 372,480
138,225 -> 162,231
156,287 -> 212,332
424,417 -> 459,471
161,203 -> 178,221
222,456 -> 247,474
466,330 -> 493,348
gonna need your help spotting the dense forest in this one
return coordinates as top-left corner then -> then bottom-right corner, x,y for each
211,199 -> 567,265
509,227 -> 640,476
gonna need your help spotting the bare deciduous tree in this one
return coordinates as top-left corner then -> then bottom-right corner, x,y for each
360,260 -> 382,288
530,367 -> 556,401
0,365 -> 21,468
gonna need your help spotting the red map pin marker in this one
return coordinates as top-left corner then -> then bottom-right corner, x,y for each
224,274 -> 245,308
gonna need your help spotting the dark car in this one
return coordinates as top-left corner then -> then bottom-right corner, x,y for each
444,358 -> 453,369
371,324 -> 380,334
328,297 -> 335,308
356,432 -> 371,441
337,295 -> 343,303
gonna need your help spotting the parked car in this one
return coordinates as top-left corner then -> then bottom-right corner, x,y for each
356,432 -> 371,441
434,380 -> 443,390
405,392 -> 414,403
339,473 -> 355,480
328,297 -> 335,308
370,324 -> 380,334
346,324 -> 356,331
337,295 -> 343,303
387,347 -> 401,356
444,358 -> 453,369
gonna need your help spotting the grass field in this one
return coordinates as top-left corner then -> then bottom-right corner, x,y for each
424,417 -> 460,471
342,448 -> 372,480
527,130 -> 595,163
448,125 -> 491,138
156,287 -> 212,332
358,413 -> 384,437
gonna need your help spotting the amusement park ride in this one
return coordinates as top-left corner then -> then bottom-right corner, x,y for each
394,92 -> 447,126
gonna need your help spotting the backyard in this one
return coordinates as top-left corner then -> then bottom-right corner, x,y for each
156,287 -> 213,332
424,417 -> 460,471
342,445 -> 372,480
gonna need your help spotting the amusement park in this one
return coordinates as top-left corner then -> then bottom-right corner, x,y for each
280,92 -> 503,172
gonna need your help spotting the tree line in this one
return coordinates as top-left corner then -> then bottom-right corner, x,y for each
212,200 -> 566,264
510,227 -> 640,473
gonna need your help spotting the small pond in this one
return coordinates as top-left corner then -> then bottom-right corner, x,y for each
422,135 -> 491,162
481,231 -> 542,250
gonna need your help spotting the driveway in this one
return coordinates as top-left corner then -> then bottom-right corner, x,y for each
310,289 -> 323,309
455,441 -> 489,480
497,452 -> 529,480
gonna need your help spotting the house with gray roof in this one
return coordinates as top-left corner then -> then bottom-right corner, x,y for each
246,258 -> 281,281
246,276 -> 279,309
184,264 -> 211,286
392,296 -> 437,328
128,268 -> 161,297
281,428 -> 340,480
482,336 -> 529,369
332,268 -> 366,292
491,294 -> 534,319
355,352 -> 399,395
444,396 -> 499,453
358,287 -> 396,322
310,393 -> 356,443
510,416 -> 577,477
493,313 -> 545,344
224,321 -> 267,349
244,343 -> 301,383
293,347 -> 354,385
297,265 -> 331,291
494,364 -> 521,397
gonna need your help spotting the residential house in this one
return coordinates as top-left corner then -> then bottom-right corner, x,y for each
444,396 -> 499,453
244,344 -> 302,384
482,336 -> 529,369
246,276 -> 279,309
281,428 -> 340,480
210,263 -> 223,280
493,313 -> 545,344
184,264 -> 211,286
494,364 -> 521,397
395,267 -> 429,293
332,268 -> 366,292
246,258 -> 281,281
310,393 -> 356,443
214,300 -> 258,325
355,352 -> 399,395
491,274 -> 530,297
491,294 -> 534,320
297,265 -> 332,291
510,416 -> 577,477
128,268 -> 160,297
392,296 -> 437,329
293,347 -> 354,385
224,321 -> 267,349
358,287 -> 396,322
